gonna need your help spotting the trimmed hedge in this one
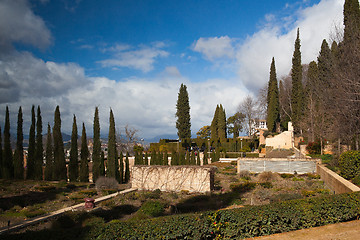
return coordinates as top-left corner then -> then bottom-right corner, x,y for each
339,150 -> 360,179
4,192 -> 360,239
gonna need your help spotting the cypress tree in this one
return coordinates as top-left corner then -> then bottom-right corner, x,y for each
179,151 -> 185,165
151,151 -> 156,165
27,105 -> 35,179
203,148 -> 208,165
343,0 -> 360,44
100,151 -> 105,176
163,151 -> 168,165
267,57 -> 280,132
34,106 -> 43,180
107,109 -> 119,181
211,105 -> 219,140
125,152 -> 130,183
218,104 -> 227,140
0,126 -> 2,178
80,123 -> 89,182
190,150 -> 196,165
53,106 -> 66,180
144,152 -> 148,165
44,123 -> 53,181
69,115 -> 78,182
176,83 -> 191,140
291,29 -> 304,132
171,150 -> 178,165
92,107 -> 102,182
3,106 -> 13,179
119,152 -> 124,183
196,152 -> 200,166
14,107 -> 24,179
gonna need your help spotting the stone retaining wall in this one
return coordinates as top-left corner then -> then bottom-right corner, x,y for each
316,164 -> 360,194
131,166 -> 215,192
237,158 -> 320,174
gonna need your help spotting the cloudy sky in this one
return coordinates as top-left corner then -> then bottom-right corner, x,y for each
0,0 -> 344,140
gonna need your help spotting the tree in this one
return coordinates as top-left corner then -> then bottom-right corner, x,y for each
197,125 -> 211,139
227,112 -> 245,138
266,57 -> 280,132
27,105 -> 36,179
239,96 -> 257,136
53,106 -> 66,180
218,104 -> 227,140
69,115 -> 78,182
80,123 -> 89,182
176,83 -> 191,140
92,107 -> 102,182
0,126 -> 2,178
44,123 -> 53,181
291,28 -> 304,133
343,0 -> 360,44
14,107 -> 23,179
3,106 -> 13,179
211,105 -> 219,140
119,152 -> 124,183
100,151 -> 105,176
171,150 -> 178,165
125,152 -> 130,183
203,148 -> 208,165
107,109 -> 119,180
34,106 -> 43,180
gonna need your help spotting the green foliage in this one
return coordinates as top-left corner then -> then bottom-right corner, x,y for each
44,123 -> 54,181
259,182 -> 273,189
176,83 -> 191,140
280,173 -> 294,179
339,150 -> 360,179
197,125 -> 211,139
125,152 -> 130,183
14,106 -> 24,179
92,107 -> 102,182
107,109 -> 119,180
34,106 -> 43,180
27,105 -> 36,180
53,106 -> 67,180
227,112 -> 245,138
69,115 -> 78,182
79,123 -> 89,182
230,182 -> 256,193
351,175 -> 360,186
291,28 -> 304,132
266,57 -> 280,132
3,106 -> 13,179
306,140 -> 322,154
139,200 -> 165,217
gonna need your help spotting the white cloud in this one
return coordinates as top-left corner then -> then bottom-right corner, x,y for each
236,0 -> 344,91
0,0 -> 51,50
193,36 -> 235,61
99,43 -> 169,72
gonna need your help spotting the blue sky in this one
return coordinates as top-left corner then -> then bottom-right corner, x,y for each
0,0 -> 344,139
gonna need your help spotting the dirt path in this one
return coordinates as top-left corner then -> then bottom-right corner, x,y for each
247,219 -> 360,240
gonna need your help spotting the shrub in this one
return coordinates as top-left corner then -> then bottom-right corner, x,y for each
230,182 -> 256,193
139,200 -> 165,217
352,175 -> 360,186
144,189 -> 162,199
259,182 -> 273,189
258,171 -> 279,182
79,189 -> 98,197
239,170 -> 251,180
306,140 -> 322,154
95,177 -> 119,190
339,151 -> 360,180
280,173 -> 294,179
270,193 -> 303,203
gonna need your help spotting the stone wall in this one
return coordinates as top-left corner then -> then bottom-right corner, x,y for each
237,158 -> 320,174
316,164 -> 360,194
131,166 -> 215,193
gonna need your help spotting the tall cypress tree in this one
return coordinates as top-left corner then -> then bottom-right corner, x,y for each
218,104 -> 227,140
3,106 -> 13,179
53,106 -> 66,180
203,148 -> 208,165
34,106 -> 43,180
267,57 -> 280,132
291,28 -> 304,132
69,115 -> 78,182
27,105 -> 36,179
92,107 -> 102,182
125,152 -> 130,183
100,151 -> 105,176
119,152 -> 124,183
80,123 -> 89,182
0,126 -> 2,178
176,83 -> 191,140
44,123 -> 53,181
171,150 -> 178,165
14,107 -> 24,179
343,0 -> 360,44
107,109 -> 119,181
211,105 -> 219,140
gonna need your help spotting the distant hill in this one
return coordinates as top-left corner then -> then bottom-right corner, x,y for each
145,134 -> 178,143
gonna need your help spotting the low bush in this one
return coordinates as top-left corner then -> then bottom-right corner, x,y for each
258,171 -> 279,182
270,193 -> 303,203
280,173 -> 294,179
352,175 -> 360,186
259,182 -> 273,189
339,151 -> 360,180
95,177 -> 119,190
4,192 -> 360,240
230,182 -> 256,193
139,200 -> 165,217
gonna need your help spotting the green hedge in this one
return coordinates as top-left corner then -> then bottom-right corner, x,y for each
339,151 -> 360,179
4,192 -> 360,240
